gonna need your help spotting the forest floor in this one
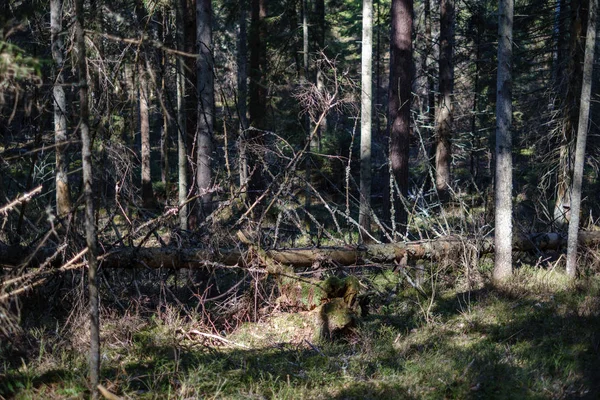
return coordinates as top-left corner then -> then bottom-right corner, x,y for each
2,264 -> 600,399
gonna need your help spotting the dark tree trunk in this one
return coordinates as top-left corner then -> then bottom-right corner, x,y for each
555,0 -> 589,228
74,0 -> 100,395
159,12 -> 169,190
196,0 -> 214,220
248,0 -> 267,201
184,0 -> 198,220
238,0 -> 249,189
388,0 -> 413,230
176,0 -> 189,230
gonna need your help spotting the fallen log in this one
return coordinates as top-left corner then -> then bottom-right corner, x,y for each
3,231 -> 600,270
97,231 -> 600,269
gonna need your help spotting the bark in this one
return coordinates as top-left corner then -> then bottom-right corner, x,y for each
303,0 -> 313,227
238,0 -> 249,189
469,14 -> 482,182
196,0 -> 214,220
315,0 -> 327,140
92,232 -> 600,269
375,0 -> 382,143
388,0 -> 413,228
51,0 -> 71,217
359,0 -> 373,235
493,0 -> 514,281
434,0 -> 454,202
184,0 -> 198,213
552,0 -> 567,86
566,0 -> 597,278
160,15 -> 169,189
74,0 -> 100,395
176,0 -> 188,231
302,0 -> 309,80
249,0 -> 267,130
139,63 -> 155,209
248,0 -> 267,201
555,0 -> 589,228
4,231 -> 600,270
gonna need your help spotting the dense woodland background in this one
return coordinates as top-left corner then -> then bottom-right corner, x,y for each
2,0 -> 600,398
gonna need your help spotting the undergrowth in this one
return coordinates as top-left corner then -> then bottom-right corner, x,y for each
1,266 -> 600,399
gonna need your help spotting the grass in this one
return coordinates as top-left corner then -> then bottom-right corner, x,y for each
2,266 -> 600,399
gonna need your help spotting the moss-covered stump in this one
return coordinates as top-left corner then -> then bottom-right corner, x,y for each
270,265 -> 360,309
312,297 -> 357,339
264,264 -> 362,340
230,302 -> 359,346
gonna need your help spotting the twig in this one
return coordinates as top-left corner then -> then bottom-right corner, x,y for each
304,339 -> 325,355
186,329 -> 249,348
0,185 -> 43,214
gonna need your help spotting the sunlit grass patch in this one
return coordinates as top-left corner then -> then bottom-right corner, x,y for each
3,270 -> 600,399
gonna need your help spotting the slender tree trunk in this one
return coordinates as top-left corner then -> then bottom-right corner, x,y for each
302,0 -> 309,80
555,0 -> 589,228
566,0 -> 597,278
248,0 -> 267,200
359,0 -> 373,235
184,0 -> 198,223
552,0 -> 567,86
375,0 -> 381,145
160,13 -> 169,189
493,0 -> 514,282
422,0 -> 436,195
238,0 -> 249,189
196,0 -> 214,220
51,0 -> 71,217
469,17 -> 482,182
303,0 -> 312,226
434,0 -> 454,202
388,0 -> 413,229
74,0 -> 100,395
176,0 -> 188,230
315,0 -> 326,142
139,63 -> 154,209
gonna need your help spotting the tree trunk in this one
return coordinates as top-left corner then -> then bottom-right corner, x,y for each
160,13 -> 169,190
359,0 -> 373,236
302,0 -> 309,80
238,0 -> 249,189
469,14 -> 482,182
248,0 -> 267,201
555,0 -> 589,228
176,0 -> 188,230
196,0 -> 214,220
5,231 -> 600,271
84,232 -> 600,270
388,0 -> 413,230
184,0 -> 198,223
493,0 -> 514,281
434,0 -> 454,202
303,0 -> 313,228
315,0 -> 326,141
566,0 -> 597,278
74,0 -> 100,395
51,0 -> 71,218
139,63 -> 155,209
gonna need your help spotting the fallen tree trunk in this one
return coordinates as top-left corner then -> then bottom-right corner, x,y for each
98,231 -> 600,269
3,231 -> 600,270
